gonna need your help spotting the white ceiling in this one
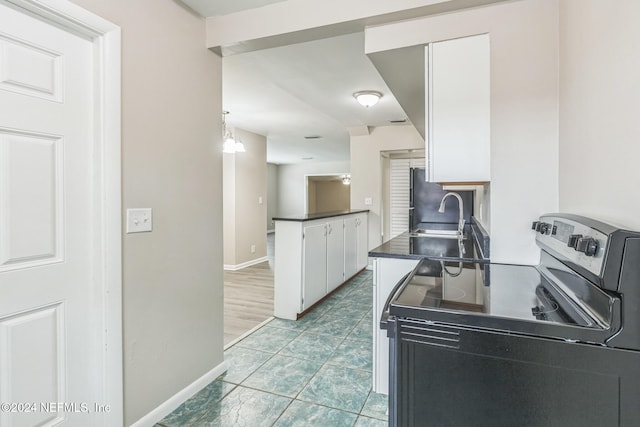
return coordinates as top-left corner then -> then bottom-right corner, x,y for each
181,0 -> 411,165
184,0 -> 515,164
223,32 -> 410,164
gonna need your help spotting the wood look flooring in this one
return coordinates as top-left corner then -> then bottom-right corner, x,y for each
223,233 -> 275,346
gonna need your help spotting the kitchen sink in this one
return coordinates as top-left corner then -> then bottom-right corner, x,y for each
411,228 -> 461,239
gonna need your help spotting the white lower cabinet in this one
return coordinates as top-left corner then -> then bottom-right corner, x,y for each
356,213 -> 369,269
274,212 -> 369,320
344,217 -> 358,279
345,212 -> 369,279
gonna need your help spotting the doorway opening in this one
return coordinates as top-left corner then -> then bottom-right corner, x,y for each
305,173 -> 351,214
380,150 -> 425,243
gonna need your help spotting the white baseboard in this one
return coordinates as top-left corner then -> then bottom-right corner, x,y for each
130,361 -> 227,427
224,256 -> 268,271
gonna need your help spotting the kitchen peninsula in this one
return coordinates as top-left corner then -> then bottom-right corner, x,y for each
273,210 -> 369,320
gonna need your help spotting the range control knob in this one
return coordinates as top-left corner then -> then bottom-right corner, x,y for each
538,222 -> 551,234
567,234 -> 583,249
576,237 -> 599,257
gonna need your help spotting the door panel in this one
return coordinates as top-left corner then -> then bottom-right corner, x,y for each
0,130 -> 63,270
0,303 -> 65,426
0,32 -> 63,102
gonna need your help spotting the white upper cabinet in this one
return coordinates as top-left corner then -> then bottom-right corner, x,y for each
426,34 -> 490,183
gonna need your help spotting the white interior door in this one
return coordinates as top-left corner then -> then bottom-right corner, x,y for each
0,3 -> 103,425
389,159 -> 411,239
389,158 -> 425,239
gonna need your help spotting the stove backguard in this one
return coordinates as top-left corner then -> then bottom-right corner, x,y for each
535,214 -> 640,351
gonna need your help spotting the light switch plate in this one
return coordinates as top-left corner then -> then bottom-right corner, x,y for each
126,208 -> 153,233
364,197 -> 373,206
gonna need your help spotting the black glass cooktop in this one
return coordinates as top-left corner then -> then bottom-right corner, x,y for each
387,258 -> 618,343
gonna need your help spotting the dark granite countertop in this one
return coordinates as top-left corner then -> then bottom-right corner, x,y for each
273,209 -> 369,222
369,220 -> 490,262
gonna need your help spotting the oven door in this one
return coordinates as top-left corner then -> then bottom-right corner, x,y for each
390,318 -> 640,427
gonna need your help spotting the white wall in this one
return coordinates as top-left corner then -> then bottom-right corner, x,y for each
277,160 -> 350,216
70,0 -> 223,424
224,128 -> 268,267
267,163 -> 279,231
351,125 -> 424,249
365,0 -> 560,264
559,0 -> 640,230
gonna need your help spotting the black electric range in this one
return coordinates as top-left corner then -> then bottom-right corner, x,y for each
382,214 -> 640,427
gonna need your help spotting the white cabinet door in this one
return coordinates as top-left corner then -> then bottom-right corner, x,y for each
344,216 -> 358,279
356,214 -> 369,270
302,223 -> 327,310
326,219 -> 345,293
427,33 -> 490,183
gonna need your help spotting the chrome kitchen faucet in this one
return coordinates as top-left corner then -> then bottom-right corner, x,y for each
438,192 -> 465,238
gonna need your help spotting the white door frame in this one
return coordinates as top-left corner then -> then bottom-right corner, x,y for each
1,0 -> 123,425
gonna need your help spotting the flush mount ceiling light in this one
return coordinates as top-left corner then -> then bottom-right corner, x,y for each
222,111 -> 246,154
353,90 -> 382,108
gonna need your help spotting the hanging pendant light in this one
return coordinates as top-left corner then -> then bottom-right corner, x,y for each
222,111 -> 245,153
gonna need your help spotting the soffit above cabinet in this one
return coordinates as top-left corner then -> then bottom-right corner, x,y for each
363,1 -> 509,142
367,46 -> 426,139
